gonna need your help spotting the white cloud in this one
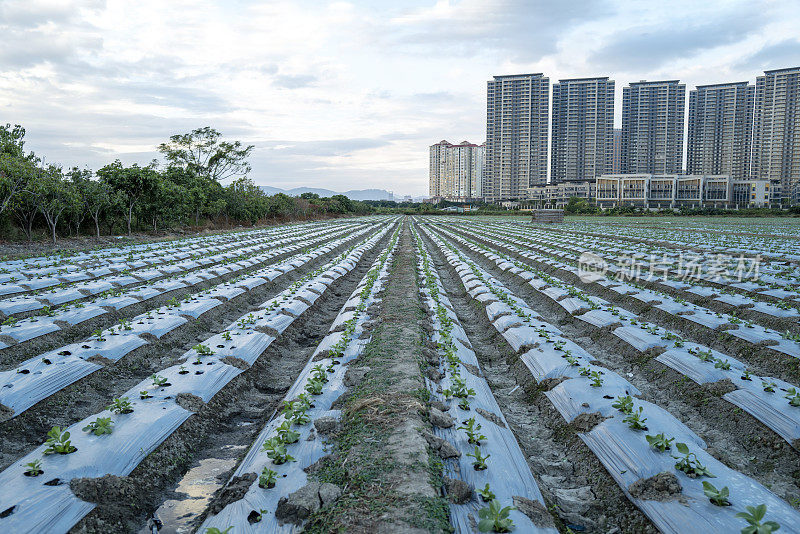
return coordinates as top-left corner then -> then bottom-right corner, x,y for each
0,0 -> 798,196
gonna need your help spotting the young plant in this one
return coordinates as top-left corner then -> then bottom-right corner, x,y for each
714,359 -> 731,371
92,329 -> 106,342
673,442 -> 715,478
140,390 -> 152,399
107,396 -> 134,414
477,499 -> 516,533
23,459 -> 43,477
261,437 -> 295,464
589,370 -> 604,387
645,433 -> 674,452
702,481 -> 731,506
736,504 -> 780,534
82,417 -> 114,436
258,466 -> 278,489
276,421 -> 300,444
304,376 -> 324,395
623,406 -> 648,431
205,528 -> 233,534
179,365 -> 189,375
221,331 -> 232,341
762,381 -> 777,393
579,365 -> 591,377
467,446 -> 490,470
477,483 -> 496,502
741,368 -> 752,381
458,397 -> 471,410
612,395 -> 634,414
44,426 -> 77,454
193,344 -> 214,357
151,374 -> 169,387
458,417 -> 487,445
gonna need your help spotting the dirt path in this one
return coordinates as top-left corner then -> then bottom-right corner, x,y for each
304,222 -> 449,533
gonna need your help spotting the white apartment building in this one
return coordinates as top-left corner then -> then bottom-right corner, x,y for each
484,73 -> 550,202
752,67 -> 800,202
428,140 -> 485,202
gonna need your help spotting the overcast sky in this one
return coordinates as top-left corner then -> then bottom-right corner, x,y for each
2,0 -> 798,196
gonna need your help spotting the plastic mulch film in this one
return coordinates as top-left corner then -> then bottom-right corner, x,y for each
581,418 -> 800,533
0,400 -> 192,533
414,230 -> 557,533
200,232 -> 398,533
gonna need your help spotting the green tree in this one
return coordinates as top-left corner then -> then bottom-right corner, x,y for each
97,161 -> 159,235
35,166 -> 78,244
84,179 -> 112,238
157,127 -> 254,182
0,124 -> 36,216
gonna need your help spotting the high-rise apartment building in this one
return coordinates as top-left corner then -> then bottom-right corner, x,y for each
428,140 -> 485,201
621,80 -> 686,174
687,82 -> 754,181
550,77 -> 615,182
484,73 -> 550,202
752,67 -> 800,201
612,128 -> 622,174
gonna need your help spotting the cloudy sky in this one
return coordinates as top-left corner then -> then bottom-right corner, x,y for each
1,0 -> 798,196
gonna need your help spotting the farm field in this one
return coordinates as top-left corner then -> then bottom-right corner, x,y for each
1,215 -> 799,533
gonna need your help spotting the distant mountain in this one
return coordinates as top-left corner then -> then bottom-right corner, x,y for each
258,186 -> 394,201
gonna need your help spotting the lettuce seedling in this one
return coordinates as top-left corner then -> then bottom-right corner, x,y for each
193,344 -> 215,357
261,437 -> 295,464
304,377 -> 324,395
785,388 -> 800,407
276,421 -> 300,444
107,397 -> 134,414
467,446 -> 490,470
83,417 -> 114,436
702,481 -> 730,506
151,374 -> 169,387
589,370 -> 604,387
458,398 -> 471,410
23,459 -> 43,477
458,417 -> 486,445
736,504 -> 780,534
258,466 -> 278,489
44,426 -> 77,454
645,433 -> 674,452
179,365 -> 189,375
612,395 -> 634,414
205,528 -> 233,534
762,381 -> 777,393
714,359 -> 731,371
140,390 -> 152,399
477,499 -> 516,533
623,407 -> 648,431
221,331 -> 232,341
673,442 -> 715,478
477,483 -> 496,502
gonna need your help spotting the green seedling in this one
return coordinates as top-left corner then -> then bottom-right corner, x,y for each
565,355 -> 580,366
702,481 -> 731,506
736,504 -> 780,534
205,528 -> 233,534
467,446 -> 490,470
785,388 -> 800,407
107,397 -> 134,414
276,421 -> 300,444
645,433 -> 674,452
258,466 -> 278,489
741,368 -> 752,381
23,459 -> 43,477
589,370 -> 604,387
140,390 -> 152,399
193,344 -> 214,356
179,365 -> 189,375
673,442 -> 715,478
82,417 -> 114,436
579,366 -> 591,377
458,398 -> 471,410
714,359 -> 731,371
151,374 -> 169,387
221,331 -> 232,341
762,381 -> 777,393
261,437 -> 295,464
477,499 -> 516,533
92,329 -> 106,342
477,483 -> 496,502
304,377 -> 324,395
612,395 -> 634,414
44,426 -> 77,454
623,406 -> 648,431
458,417 -> 486,445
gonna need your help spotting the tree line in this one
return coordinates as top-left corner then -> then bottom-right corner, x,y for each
0,125 -> 374,243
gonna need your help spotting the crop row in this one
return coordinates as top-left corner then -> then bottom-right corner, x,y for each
0,220 -> 396,534
0,221 -> 377,421
199,225 -> 400,533
0,221 -> 364,363
419,221 -> 800,534
412,223 -> 557,533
